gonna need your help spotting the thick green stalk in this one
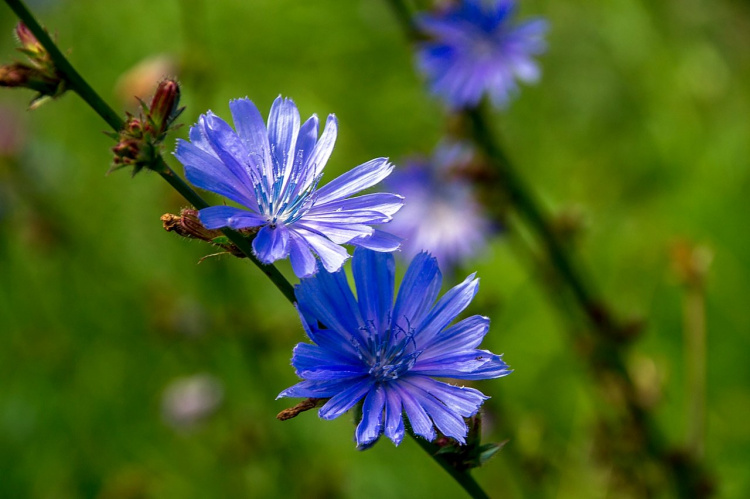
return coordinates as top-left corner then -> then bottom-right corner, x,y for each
3,0 -> 295,304
466,108 -> 618,337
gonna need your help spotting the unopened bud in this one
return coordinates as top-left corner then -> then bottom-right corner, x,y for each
2,23 -> 66,108
150,79 -> 181,135
14,23 -> 39,51
0,63 -> 60,96
0,64 -> 31,87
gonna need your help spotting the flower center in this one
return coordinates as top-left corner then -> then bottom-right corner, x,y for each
358,322 -> 421,382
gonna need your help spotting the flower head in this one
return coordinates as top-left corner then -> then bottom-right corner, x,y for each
387,142 -> 494,272
175,97 -> 403,277
279,248 -> 510,447
417,0 -> 547,109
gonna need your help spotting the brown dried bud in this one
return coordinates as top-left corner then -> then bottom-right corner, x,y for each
161,209 -> 257,259
276,398 -> 325,421
161,208 -> 221,242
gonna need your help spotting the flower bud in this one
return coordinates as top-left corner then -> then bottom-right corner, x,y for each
2,23 -> 66,108
0,64 -> 31,87
14,23 -> 39,51
149,79 -> 181,135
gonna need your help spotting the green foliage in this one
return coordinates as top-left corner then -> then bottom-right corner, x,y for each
1,0 -> 749,497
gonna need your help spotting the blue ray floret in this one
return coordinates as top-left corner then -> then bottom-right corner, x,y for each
417,0 -> 548,109
174,96 -> 404,277
386,142 -> 493,272
279,248 -> 511,447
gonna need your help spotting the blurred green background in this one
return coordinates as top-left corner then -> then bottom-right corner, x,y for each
1,0 -> 749,497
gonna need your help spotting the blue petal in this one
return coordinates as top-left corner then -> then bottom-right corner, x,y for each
349,229 -> 402,252
292,343 -> 366,380
402,377 -> 487,418
310,193 -> 404,219
293,303 -> 360,359
201,112 -> 257,193
198,206 -> 266,230
412,350 -> 511,380
356,384 -> 386,446
302,210 -> 394,225
229,98 -> 273,180
295,114 -> 319,170
392,252 -> 442,335
176,139 -> 256,208
352,248 -> 394,334
306,114 -> 337,180
417,315 -> 489,356
252,224 -> 291,264
292,227 -> 350,273
414,273 -> 479,347
315,158 -> 394,206
296,221 -> 373,245
277,378 -> 359,399
268,96 -> 300,175
394,383 -> 436,441
294,261 -> 364,347
318,378 -> 373,420
405,381 -> 468,443
288,232 -> 317,278
383,385 -> 405,445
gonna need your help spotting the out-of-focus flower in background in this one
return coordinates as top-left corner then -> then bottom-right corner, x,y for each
279,249 -> 510,447
387,142 -> 494,272
416,0 -> 547,109
175,96 -> 403,278
161,373 -> 224,429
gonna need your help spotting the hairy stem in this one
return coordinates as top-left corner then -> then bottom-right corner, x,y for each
3,0 -> 295,303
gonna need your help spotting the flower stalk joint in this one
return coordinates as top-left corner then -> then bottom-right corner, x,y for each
0,23 -> 66,108
110,78 -> 184,176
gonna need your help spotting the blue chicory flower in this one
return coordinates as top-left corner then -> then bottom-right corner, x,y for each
174,96 -> 404,278
417,0 -> 548,109
278,248 -> 510,447
386,142 -> 493,272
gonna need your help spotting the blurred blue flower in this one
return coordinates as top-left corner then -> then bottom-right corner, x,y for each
417,0 -> 547,109
279,248 -> 510,447
175,96 -> 403,277
387,142 -> 493,272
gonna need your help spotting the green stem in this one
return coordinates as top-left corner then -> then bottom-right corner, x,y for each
410,432 -> 489,499
4,0 -> 295,304
683,280 -> 706,460
4,0 -> 123,130
466,108 -> 618,337
156,160 -> 296,303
